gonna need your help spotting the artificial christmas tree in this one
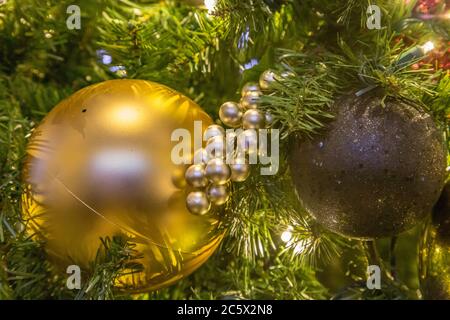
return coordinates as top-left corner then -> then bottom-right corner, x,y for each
0,0 -> 449,300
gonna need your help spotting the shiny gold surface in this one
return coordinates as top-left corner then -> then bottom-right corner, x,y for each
22,79 -> 224,292
420,225 -> 450,299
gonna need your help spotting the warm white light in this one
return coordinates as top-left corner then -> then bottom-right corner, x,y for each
422,41 -> 435,54
294,240 -> 308,255
281,229 -> 292,243
204,0 -> 217,14
115,106 -> 139,124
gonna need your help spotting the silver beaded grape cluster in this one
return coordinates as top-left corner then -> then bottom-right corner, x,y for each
183,70 -> 278,215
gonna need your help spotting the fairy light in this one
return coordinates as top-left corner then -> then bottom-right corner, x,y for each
204,0 -> 217,14
393,40 -> 436,70
422,41 -> 435,54
281,228 -> 293,243
294,240 -> 308,255
280,226 -> 310,256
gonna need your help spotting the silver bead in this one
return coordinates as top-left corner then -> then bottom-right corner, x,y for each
259,69 -> 277,91
242,109 -> 264,129
186,191 -> 211,215
206,135 -> 225,159
219,102 -> 243,128
241,82 -> 261,97
207,184 -> 229,205
264,111 -> 274,127
240,91 -> 261,110
204,124 -> 225,141
224,130 -> 239,158
230,158 -> 250,182
205,158 -> 231,185
185,164 -> 208,188
236,129 -> 258,156
192,148 -> 209,165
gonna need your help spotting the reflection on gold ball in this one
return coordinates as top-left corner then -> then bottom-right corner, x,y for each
22,79 -> 225,292
420,225 -> 450,300
171,165 -> 187,189
420,184 -> 450,299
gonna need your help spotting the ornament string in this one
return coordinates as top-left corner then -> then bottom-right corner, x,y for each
53,176 -> 199,256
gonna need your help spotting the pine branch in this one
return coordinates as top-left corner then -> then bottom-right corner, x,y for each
75,236 -> 142,300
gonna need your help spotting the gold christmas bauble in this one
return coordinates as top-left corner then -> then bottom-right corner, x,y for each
420,224 -> 450,299
242,109 -> 264,129
420,183 -> 450,299
21,79 -> 225,292
219,102 -> 242,128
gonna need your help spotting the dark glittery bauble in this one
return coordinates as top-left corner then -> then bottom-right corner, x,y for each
290,93 -> 446,239
420,183 -> 450,300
